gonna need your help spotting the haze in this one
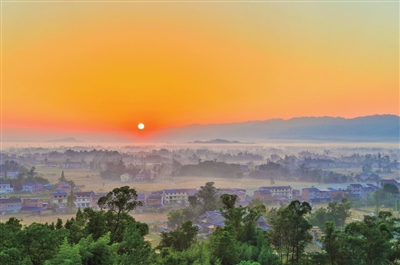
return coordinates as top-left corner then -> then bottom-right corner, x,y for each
2,1 -> 399,142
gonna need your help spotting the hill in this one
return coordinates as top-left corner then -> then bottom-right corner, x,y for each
154,115 -> 400,142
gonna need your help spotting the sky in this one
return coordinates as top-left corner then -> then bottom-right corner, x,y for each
2,1 -> 399,141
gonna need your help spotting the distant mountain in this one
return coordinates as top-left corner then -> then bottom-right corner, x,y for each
190,139 -> 245,144
155,115 -> 400,142
46,137 -> 82,142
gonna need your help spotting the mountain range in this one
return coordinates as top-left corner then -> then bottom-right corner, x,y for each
154,115 -> 400,142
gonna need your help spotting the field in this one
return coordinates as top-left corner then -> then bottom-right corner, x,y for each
34,165 -> 357,195
1,211 -> 168,227
10,165 -> 398,227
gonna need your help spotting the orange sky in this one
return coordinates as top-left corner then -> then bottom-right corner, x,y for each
2,2 -> 399,141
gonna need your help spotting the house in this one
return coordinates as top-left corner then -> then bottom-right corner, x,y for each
57,182 -> 72,193
327,188 -> 347,200
146,192 -> 164,207
22,182 -> 44,193
134,169 -> 154,182
137,193 -> 146,206
74,191 -> 95,208
90,193 -> 107,209
0,198 -> 22,213
253,189 -> 273,202
360,184 -> 379,199
198,210 -> 226,233
50,191 -> 68,207
240,165 -> 250,172
292,189 -> 301,200
217,188 -> 247,202
301,187 -> 320,203
22,198 -> 43,208
120,173 -> 131,183
62,162 -> 86,169
0,181 -> 13,194
45,161 -> 55,168
163,189 -> 191,204
20,198 -> 46,213
255,216 -> 270,231
5,171 -> 19,179
259,186 -> 293,200
347,184 -> 364,197
379,179 -> 400,189
317,189 -> 332,202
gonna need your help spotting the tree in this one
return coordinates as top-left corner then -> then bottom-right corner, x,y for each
19,223 -> 66,265
167,209 -> 184,229
59,171 -> 66,182
383,183 -> 399,195
98,186 -> 142,215
270,200 -> 312,264
327,198 -> 352,228
67,191 -> 75,214
46,238 -> 82,265
118,222 -> 153,265
157,221 -> 198,252
210,224 -> 240,265
197,182 -> 218,212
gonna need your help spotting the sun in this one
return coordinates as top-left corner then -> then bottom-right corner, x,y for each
138,123 -> 145,130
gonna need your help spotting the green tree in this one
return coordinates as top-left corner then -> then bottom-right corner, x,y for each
117,222 -> 153,265
157,221 -> 198,252
270,200 -> 312,264
59,171 -> 66,182
98,186 -> 143,236
210,224 -> 240,265
197,182 -> 218,212
45,238 -> 82,265
383,183 -> 399,195
167,209 -> 184,229
327,198 -> 352,228
67,191 -> 75,214
19,223 -> 66,265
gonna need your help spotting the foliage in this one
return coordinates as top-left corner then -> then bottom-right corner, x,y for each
270,200 -> 312,264
157,221 -> 198,252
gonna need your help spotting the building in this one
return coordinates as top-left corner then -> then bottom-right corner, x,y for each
163,189 -> 191,204
197,210 -> 226,233
302,187 -> 321,203
327,188 -> 347,200
137,193 -> 146,205
22,182 -> 44,193
217,188 -> 247,202
5,171 -> 19,179
259,186 -> 293,200
57,182 -> 72,193
90,193 -> 107,209
74,191 -> 94,208
253,189 -> 273,202
20,198 -> 46,213
360,184 -> 379,199
120,173 -> 131,183
292,189 -> 301,200
146,192 -> 164,207
50,191 -> 68,207
317,189 -> 332,202
0,181 -> 13,194
347,184 -> 364,197
379,179 -> 400,189
0,198 -> 22,213
62,162 -> 86,169
134,169 -> 154,182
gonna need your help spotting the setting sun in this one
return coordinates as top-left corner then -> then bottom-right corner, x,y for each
138,123 -> 145,130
